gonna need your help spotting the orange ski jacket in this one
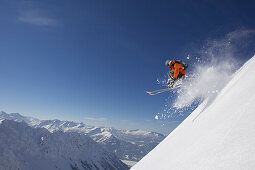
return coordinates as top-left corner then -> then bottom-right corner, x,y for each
169,60 -> 186,79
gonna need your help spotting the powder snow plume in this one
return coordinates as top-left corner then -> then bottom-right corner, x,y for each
174,51 -> 237,109
156,29 -> 255,120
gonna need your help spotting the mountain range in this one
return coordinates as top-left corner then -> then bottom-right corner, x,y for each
0,119 -> 129,170
0,111 -> 165,166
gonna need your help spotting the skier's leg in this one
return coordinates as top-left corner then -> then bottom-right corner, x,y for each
173,73 -> 185,87
168,71 -> 174,79
167,71 -> 174,87
167,71 -> 174,82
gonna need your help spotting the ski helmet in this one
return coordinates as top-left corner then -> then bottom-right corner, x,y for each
165,60 -> 172,67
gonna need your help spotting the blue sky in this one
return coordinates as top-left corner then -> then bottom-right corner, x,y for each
0,0 -> 255,134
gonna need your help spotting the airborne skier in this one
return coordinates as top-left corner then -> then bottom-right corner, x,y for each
146,59 -> 188,95
165,59 -> 188,88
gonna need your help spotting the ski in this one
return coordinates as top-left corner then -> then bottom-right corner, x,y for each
146,89 -> 171,95
146,85 -> 181,95
146,87 -> 170,94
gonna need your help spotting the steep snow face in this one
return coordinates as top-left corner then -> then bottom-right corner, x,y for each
132,56 -> 255,170
0,120 -> 128,170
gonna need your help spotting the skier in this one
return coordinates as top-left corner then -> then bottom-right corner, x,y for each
146,59 -> 188,95
165,59 -> 188,88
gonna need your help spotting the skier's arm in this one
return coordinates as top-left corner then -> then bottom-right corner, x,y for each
170,64 -> 174,71
173,64 -> 180,79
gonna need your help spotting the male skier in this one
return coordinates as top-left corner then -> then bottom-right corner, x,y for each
165,59 -> 188,88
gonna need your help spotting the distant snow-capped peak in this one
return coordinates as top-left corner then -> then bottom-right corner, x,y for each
0,111 -> 165,162
0,119 -> 129,170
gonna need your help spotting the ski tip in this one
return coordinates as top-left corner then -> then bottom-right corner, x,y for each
146,91 -> 155,95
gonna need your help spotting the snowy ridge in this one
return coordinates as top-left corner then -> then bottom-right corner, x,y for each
0,111 -> 165,162
0,111 -> 40,125
132,55 -> 255,170
0,119 -> 128,170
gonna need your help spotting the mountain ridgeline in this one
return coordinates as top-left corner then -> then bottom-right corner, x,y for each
0,111 -> 165,167
0,119 -> 128,170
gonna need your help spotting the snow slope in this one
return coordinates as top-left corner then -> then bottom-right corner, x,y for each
132,55 -> 255,170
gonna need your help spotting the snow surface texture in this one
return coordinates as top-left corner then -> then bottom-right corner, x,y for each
0,119 -> 129,170
132,55 -> 255,170
0,111 -> 165,162
121,160 -> 138,168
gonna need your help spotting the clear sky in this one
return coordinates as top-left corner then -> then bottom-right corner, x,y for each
0,0 -> 254,134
